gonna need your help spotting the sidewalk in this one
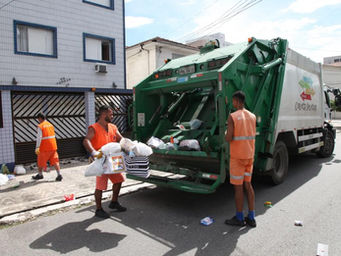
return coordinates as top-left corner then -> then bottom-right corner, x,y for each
0,158 -> 148,220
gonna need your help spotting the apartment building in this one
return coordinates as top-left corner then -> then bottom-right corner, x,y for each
0,0 -> 129,169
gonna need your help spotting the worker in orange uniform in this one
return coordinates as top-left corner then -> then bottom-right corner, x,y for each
32,113 -> 62,181
83,105 -> 126,218
225,91 -> 257,227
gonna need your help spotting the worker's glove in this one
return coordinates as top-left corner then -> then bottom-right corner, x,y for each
91,150 -> 103,159
35,148 -> 40,155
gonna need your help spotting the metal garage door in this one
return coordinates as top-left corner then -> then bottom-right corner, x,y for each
12,91 -> 86,164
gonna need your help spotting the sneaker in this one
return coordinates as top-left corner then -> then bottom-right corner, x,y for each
95,208 -> 110,219
109,201 -> 127,212
55,175 -> 63,182
32,173 -> 43,180
224,216 -> 246,227
245,216 -> 257,227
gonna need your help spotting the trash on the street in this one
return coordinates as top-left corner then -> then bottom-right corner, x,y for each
1,164 -> 9,174
0,173 -> 9,186
317,243 -> 328,256
64,193 -> 75,201
264,201 -> 272,207
14,165 -> 26,175
294,220 -> 303,226
200,217 -> 214,226
7,174 -> 15,180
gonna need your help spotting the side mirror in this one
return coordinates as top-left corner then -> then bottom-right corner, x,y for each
335,95 -> 341,107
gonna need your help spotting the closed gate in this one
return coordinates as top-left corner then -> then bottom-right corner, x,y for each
12,91 -> 86,164
95,92 -> 133,136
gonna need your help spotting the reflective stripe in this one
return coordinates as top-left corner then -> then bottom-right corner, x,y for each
244,172 -> 252,177
230,175 -> 244,180
41,135 -> 55,140
232,136 -> 255,141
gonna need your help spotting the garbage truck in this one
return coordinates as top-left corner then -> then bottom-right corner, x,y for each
128,37 -> 338,194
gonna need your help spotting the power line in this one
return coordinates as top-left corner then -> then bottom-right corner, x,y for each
177,0 -> 263,42
184,0 -> 262,41
0,0 -> 16,10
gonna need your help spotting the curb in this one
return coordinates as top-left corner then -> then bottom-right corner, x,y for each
0,182 -> 156,226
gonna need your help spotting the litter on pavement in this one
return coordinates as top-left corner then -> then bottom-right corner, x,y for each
294,220 -> 303,226
264,201 -> 272,207
14,165 -> 26,175
316,243 -> 328,256
0,173 -> 9,186
200,217 -> 214,226
64,193 -> 75,201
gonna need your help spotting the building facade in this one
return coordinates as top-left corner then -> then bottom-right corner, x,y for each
126,37 -> 199,89
0,0 -> 125,88
323,55 -> 341,67
0,0 -> 129,169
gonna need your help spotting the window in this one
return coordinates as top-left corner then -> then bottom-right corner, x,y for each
334,58 -> 340,63
14,20 -> 57,58
0,92 -> 3,128
83,0 -> 114,9
83,33 -> 115,64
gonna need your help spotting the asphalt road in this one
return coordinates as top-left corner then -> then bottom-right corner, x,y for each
1,134 -> 340,255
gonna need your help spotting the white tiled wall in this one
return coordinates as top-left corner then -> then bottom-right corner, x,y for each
85,91 -> 96,129
0,90 -> 15,165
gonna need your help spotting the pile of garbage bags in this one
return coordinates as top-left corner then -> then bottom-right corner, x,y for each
85,138 -> 152,178
147,137 -> 201,151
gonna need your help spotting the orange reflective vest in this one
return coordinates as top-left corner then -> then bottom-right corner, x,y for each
38,120 -> 57,151
89,123 -> 118,151
230,109 -> 256,159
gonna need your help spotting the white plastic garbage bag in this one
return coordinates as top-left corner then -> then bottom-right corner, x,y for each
147,136 -> 165,149
14,165 -> 26,175
0,173 -> 9,186
120,138 -> 136,152
179,139 -> 201,151
165,142 -> 177,150
132,142 -> 153,156
84,157 -> 105,177
101,142 -> 121,155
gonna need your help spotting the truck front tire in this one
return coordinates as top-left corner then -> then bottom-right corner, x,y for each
271,141 -> 289,185
317,129 -> 334,158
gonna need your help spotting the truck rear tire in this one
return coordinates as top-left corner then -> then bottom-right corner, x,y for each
317,129 -> 334,158
271,141 -> 288,185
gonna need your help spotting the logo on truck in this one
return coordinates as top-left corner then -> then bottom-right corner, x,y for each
299,76 -> 315,101
295,76 -> 317,112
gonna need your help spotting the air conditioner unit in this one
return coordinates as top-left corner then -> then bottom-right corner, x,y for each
95,63 -> 107,73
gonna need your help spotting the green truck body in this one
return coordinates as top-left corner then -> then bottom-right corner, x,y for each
129,38 -> 336,194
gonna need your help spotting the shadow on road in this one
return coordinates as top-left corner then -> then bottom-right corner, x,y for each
29,217 -> 126,254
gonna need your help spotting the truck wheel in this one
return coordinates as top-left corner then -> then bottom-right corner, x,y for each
317,129 -> 334,158
271,141 -> 288,185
